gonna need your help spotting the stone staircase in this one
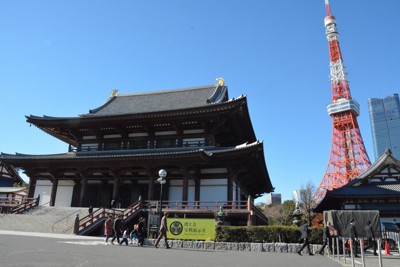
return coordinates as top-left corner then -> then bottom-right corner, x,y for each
0,206 -> 89,234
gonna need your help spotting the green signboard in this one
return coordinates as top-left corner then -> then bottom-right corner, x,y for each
167,218 -> 215,241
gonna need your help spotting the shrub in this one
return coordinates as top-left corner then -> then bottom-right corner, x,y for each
215,225 -> 322,244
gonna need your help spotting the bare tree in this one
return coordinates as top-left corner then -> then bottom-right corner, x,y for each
299,181 -> 317,226
263,200 -> 295,226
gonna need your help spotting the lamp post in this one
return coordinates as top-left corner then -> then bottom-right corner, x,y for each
157,169 -> 167,215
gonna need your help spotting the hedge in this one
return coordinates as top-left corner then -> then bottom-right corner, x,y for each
215,225 -> 323,244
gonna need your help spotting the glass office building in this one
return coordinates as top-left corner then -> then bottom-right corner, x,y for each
368,94 -> 400,160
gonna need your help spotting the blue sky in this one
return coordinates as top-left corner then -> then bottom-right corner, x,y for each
1,0 -> 399,203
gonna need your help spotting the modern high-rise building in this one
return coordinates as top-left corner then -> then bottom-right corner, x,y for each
368,93 -> 400,160
266,193 -> 282,205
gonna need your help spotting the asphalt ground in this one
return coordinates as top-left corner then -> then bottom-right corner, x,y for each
0,230 -> 398,267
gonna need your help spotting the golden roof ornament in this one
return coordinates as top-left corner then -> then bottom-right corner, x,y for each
216,78 -> 225,87
110,89 -> 119,97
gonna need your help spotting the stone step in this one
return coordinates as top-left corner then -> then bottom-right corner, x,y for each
0,207 -> 91,234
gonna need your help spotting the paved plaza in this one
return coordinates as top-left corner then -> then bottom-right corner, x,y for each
0,230 -> 398,267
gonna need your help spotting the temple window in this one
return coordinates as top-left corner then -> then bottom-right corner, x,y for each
182,138 -> 205,147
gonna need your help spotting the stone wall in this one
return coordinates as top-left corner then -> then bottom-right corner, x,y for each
148,239 -> 322,253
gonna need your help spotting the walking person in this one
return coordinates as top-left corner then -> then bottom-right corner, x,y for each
119,228 -> 129,246
297,221 -> 314,256
111,215 -> 123,244
130,224 -> 138,244
104,215 -> 113,245
136,214 -> 147,246
88,205 -> 93,218
364,220 -> 378,256
318,221 -> 332,255
154,212 -> 170,249
348,219 -> 359,257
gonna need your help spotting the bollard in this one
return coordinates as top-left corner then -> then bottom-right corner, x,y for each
377,239 -> 383,267
350,239 -> 355,267
360,239 -> 365,267
336,237 -> 340,260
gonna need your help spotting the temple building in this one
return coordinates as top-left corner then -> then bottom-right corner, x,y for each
0,81 -> 273,225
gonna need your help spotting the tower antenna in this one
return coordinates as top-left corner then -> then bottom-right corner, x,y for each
325,0 -> 331,16
314,0 -> 371,202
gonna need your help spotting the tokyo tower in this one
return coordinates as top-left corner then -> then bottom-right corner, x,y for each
314,0 -> 371,202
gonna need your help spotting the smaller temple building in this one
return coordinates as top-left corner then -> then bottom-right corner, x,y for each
314,149 -> 400,223
0,163 -> 27,213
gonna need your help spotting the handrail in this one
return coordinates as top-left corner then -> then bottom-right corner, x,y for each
51,209 -> 82,232
37,201 -> 51,207
77,202 -> 143,234
77,207 -> 117,232
249,201 -> 268,224
10,197 -> 40,214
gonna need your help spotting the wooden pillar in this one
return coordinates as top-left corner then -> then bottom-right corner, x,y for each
227,175 -> 233,202
112,177 -> 120,203
182,176 -> 188,202
27,178 -> 36,198
181,167 -> 188,202
194,168 -> 200,203
50,178 -> 58,206
148,175 -> 154,200
79,178 -> 87,207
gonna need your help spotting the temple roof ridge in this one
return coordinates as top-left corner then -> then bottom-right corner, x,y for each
81,84 -> 229,117
115,84 -> 218,97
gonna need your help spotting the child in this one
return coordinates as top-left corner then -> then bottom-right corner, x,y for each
119,228 -> 129,246
130,224 -> 138,244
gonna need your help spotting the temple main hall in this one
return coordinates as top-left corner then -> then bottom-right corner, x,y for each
1,80 -> 273,225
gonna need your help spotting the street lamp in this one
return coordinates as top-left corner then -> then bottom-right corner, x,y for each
157,169 -> 167,215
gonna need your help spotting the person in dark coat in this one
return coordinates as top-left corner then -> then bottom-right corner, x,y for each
88,205 -> 93,218
297,221 -> 313,256
364,220 -> 377,256
317,222 -> 332,255
348,219 -> 359,257
111,215 -> 123,244
137,215 -> 147,246
154,212 -> 170,249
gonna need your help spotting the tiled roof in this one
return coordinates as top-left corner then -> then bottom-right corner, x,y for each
82,85 -> 228,117
327,182 -> 400,196
0,187 -> 26,193
0,141 -> 262,160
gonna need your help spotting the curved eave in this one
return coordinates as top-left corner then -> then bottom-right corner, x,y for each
0,141 -> 262,163
1,141 -> 272,195
356,150 -> 400,183
25,96 -> 253,146
26,96 -> 247,126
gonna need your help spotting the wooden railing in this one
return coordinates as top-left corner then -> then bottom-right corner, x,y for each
145,200 -> 249,212
0,196 -> 39,214
76,201 -> 143,234
52,209 -> 82,232
75,200 -> 266,235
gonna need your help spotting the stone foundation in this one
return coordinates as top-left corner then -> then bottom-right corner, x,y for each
148,239 -> 321,253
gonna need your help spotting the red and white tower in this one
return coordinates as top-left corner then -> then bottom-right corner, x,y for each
314,0 -> 371,202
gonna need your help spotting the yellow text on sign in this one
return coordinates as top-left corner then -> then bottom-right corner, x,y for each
167,218 -> 215,241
